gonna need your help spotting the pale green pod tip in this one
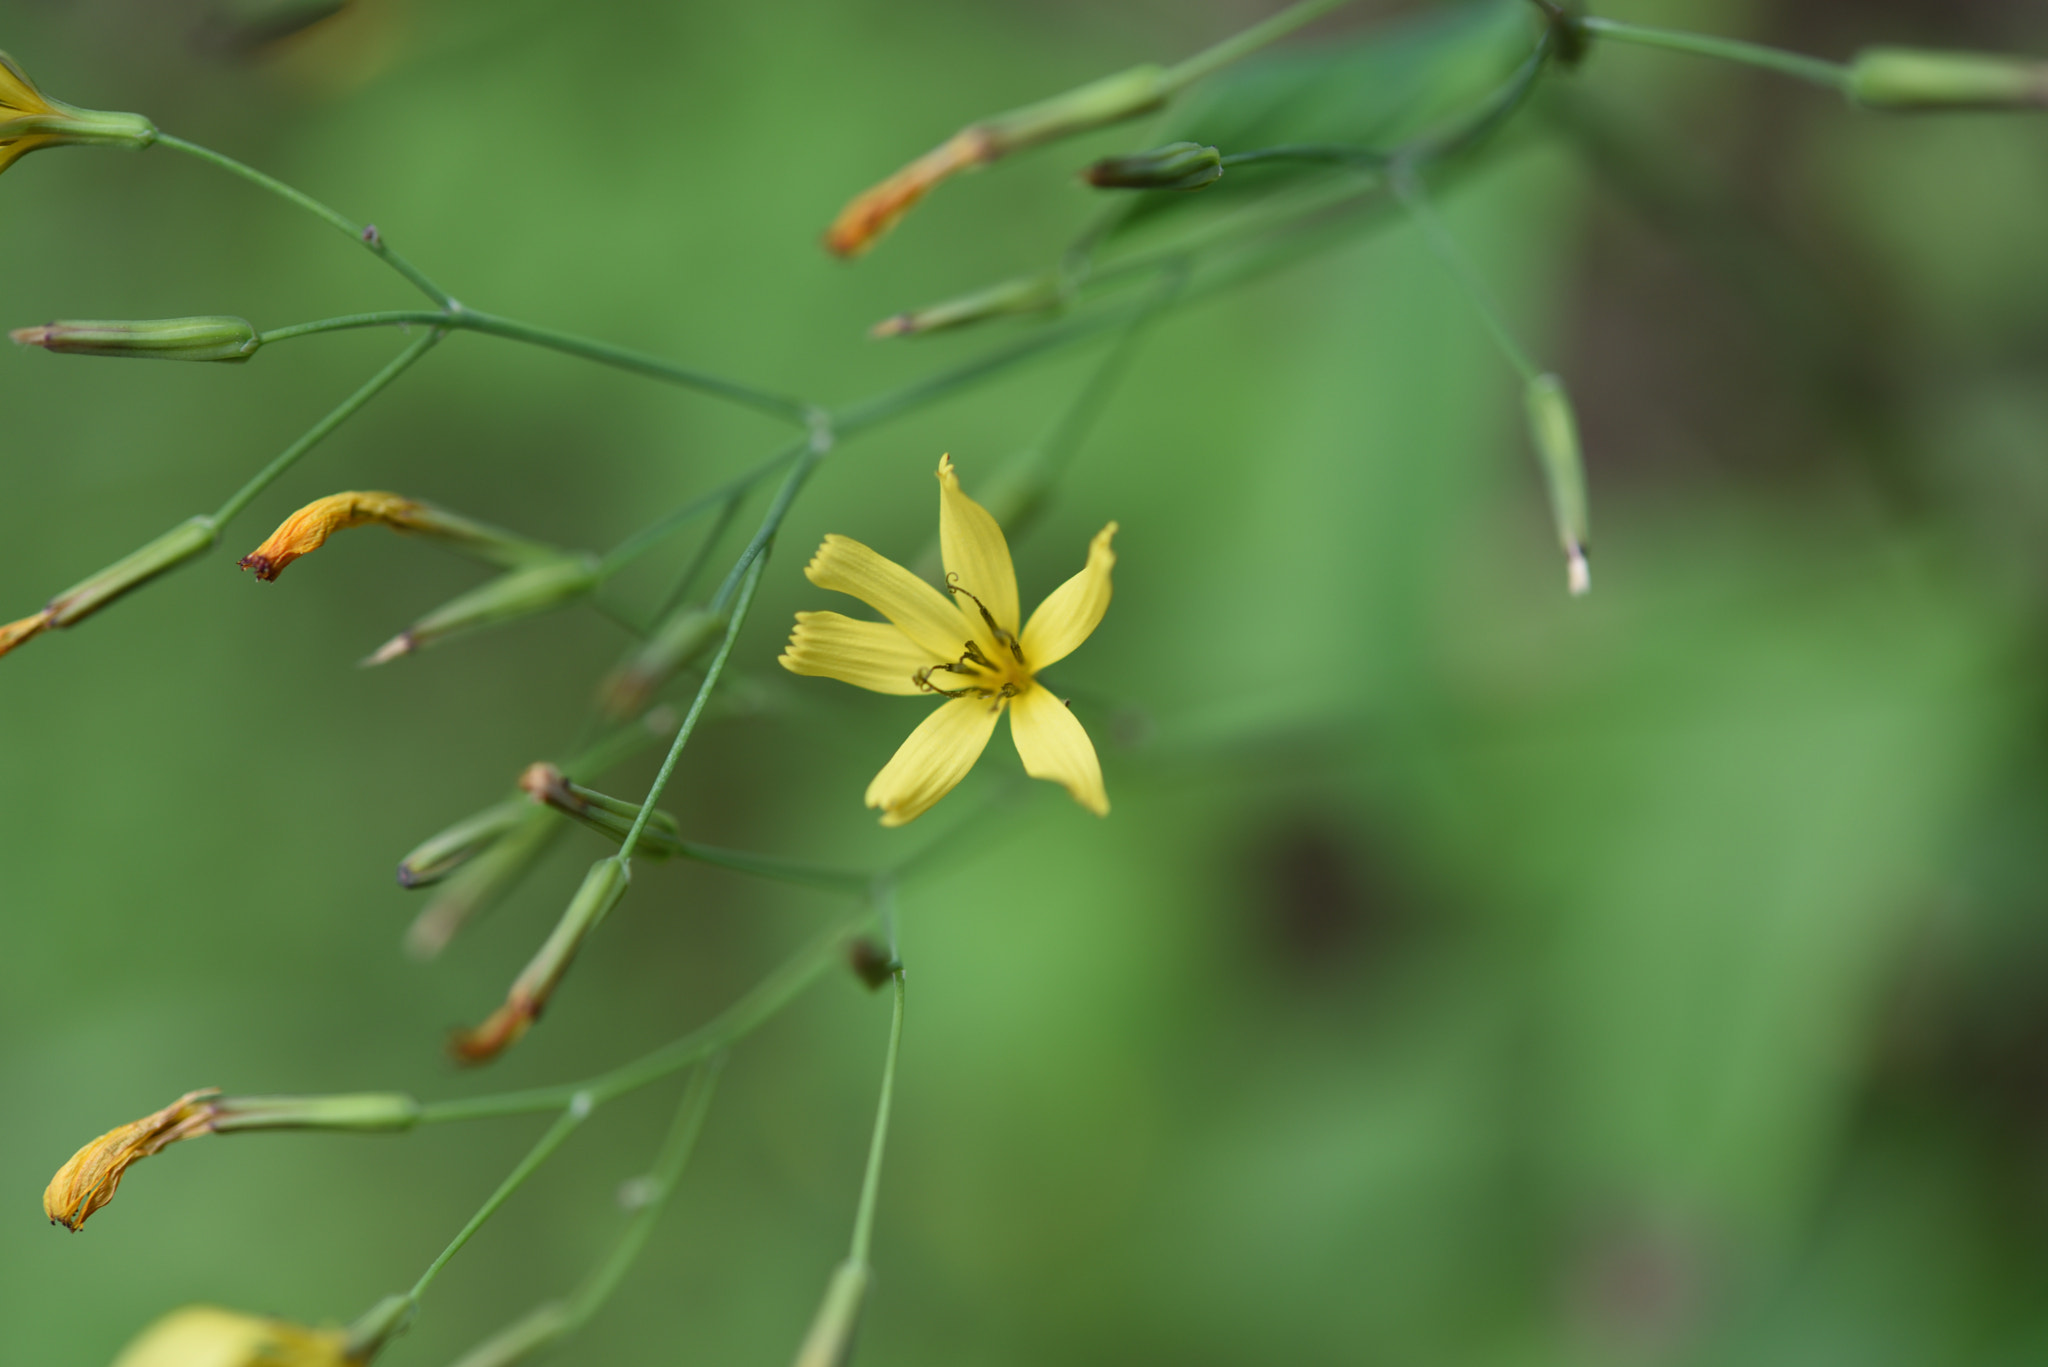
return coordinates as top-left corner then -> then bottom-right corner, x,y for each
365,553 -> 602,664
1522,373 -> 1592,597
209,1092 -> 422,1133
792,1261 -> 871,1367
1848,47 -> 2048,112
602,605 -> 729,717
871,273 -> 1063,339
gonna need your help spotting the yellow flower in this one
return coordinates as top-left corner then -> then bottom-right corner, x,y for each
781,455 -> 1116,826
44,1089 -> 220,1231
0,50 -> 155,177
109,1306 -> 350,1367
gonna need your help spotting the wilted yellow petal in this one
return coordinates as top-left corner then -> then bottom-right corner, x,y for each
1009,685 -> 1108,816
804,534 -> 967,661
110,1305 -> 349,1367
238,491 -> 424,582
44,1089 -> 219,1231
780,611 -> 938,696
936,454 -> 1019,640
865,695 -> 1004,826
1019,523 -> 1116,671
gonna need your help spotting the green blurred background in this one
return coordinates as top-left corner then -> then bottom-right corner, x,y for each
6,0 -> 2048,1362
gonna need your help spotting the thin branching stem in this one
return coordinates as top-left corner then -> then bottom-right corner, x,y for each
210,330 -> 441,528
1392,169 -> 1542,383
155,134 -> 456,307
1165,0 -> 1363,90
1577,16 -> 1851,91
408,1098 -> 591,1302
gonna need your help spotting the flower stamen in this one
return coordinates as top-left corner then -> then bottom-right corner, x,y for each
946,577 -> 1025,663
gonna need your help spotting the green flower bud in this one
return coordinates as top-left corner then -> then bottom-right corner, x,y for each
602,604 -> 728,717
11,316 -> 260,363
46,515 -> 218,626
870,272 -> 1063,339
396,795 -> 531,888
518,763 -> 683,860
366,553 -> 602,664
1523,374 -> 1592,596
1848,47 -> 2048,112
1084,142 -> 1224,191
404,807 -> 561,960
208,1093 -> 421,1133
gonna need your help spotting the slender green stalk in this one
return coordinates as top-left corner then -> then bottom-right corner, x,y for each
210,330 -> 441,528
453,309 -> 817,427
562,1058 -> 725,1327
617,554 -> 765,864
409,1098 -> 592,1301
599,439 -> 807,578
673,839 -> 873,895
258,311 -> 447,345
650,491 -> 744,624
1392,171 -> 1541,383
1578,16 -> 1850,91
848,974 -> 907,1266
154,133 -> 456,307
1165,0 -> 1363,90
417,910 -> 874,1123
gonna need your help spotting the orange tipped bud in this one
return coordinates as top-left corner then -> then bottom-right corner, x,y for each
43,1089 -> 219,1231
2,516 -> 221,661
825,129 -> 991,258
239,491 -> 423,581
108,1306 -> 350,1367
450,857 -> 631,1065
824,64 -> 1168,257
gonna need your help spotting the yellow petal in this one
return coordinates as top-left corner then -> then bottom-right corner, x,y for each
1020,522 -> 1116,671
1009,685 -> 1108,816
780,611 -> 938,696
804,534 -> 966,661
111,1305 -> 349,1367
936,454 -> 1020,640
865,695 -> 1004,826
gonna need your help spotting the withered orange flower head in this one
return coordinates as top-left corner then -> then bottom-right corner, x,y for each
44,1088 -> 219,1231
238,491 -> 424,581
824,128 -> 991,258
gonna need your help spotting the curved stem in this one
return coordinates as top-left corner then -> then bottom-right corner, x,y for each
1392,170 -> 1541,382
258,311 -> 447,345
211,329 -> 442,528
1578,16 -> 1850,91
598,439 -> 807,578
154,133 -> 456,307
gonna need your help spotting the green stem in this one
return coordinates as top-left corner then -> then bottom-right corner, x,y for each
417,910 -> 874,1123
562,1058 -> 726,1328
1392,170 -> 1541,383
408,1097 -> 591,1301
672,839 -> 873,895
617,553 -> 765,865
453,309 -> 817,427
1577,16 -> 1850,91
210,330 -> 441,528
258,311 -> 447,345
598,439 -> 807,578
848,974 -> 906,1267
1165,0 -> 1363,90
259,308 -> 818,428
154,133 -> 456,307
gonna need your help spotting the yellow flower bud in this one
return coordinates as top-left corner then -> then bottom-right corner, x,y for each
109,1306 -> 349,1367
0,50 -> 155,179
44,1089 -> 219,1231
